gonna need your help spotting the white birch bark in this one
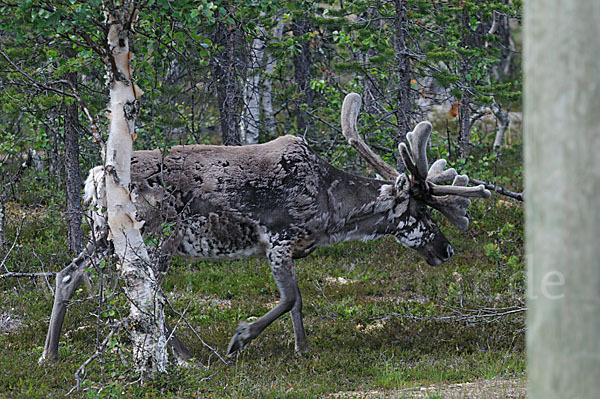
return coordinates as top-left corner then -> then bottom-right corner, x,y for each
261,18 -> 285,137
104,5 -> 167,375
491,102 -> 509,151
240,29 -> 266,145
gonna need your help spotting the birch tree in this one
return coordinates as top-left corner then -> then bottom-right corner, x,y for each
240,23 -> 266,145
262,17 -> 286,137
103,2 -> 168,375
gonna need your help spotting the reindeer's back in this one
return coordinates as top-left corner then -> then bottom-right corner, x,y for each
129,136 -> 330,249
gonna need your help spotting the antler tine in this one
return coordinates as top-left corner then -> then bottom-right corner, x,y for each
427,159 -> 457,184
427,174 -> 490,230
425,153 -> 491,199
341,93 -> 399,181
406,121 -> 432,179
430,183 -> 491,198
398,142 -> 419,178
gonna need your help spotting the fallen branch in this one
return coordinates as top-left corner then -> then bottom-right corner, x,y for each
0,271 -> 57,280
470,178 -> 524,201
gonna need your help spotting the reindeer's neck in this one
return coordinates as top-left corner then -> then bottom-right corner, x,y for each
316,168 -> 403,246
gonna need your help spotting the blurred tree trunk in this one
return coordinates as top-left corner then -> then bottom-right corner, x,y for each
525,1 -> 600,398
213,18 -> 242,146
64,72 -> 83,254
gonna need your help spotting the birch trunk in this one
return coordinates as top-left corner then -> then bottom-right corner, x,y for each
104,5 -> 167,375
240,27 -> 266,145
492,102 -> 509,151
261,18 -> 285,137
525,1 -> 600,397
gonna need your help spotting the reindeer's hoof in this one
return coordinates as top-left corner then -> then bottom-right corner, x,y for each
227,322 -> 252,357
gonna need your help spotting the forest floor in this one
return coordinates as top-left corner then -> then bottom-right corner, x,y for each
0,151 -> 525,398
331,377 -> 526,398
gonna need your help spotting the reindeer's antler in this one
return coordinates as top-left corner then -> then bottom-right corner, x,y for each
341,93 -> 491,230
399,121 -> 491,229
341,93 -> 399,181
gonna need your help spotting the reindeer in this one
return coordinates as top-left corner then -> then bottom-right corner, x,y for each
40,93 -> 490,363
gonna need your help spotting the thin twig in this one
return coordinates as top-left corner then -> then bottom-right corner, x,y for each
68,319 -> 127,395
0,46 -> 105,148
165,296 -> 229,366
0,215 -> 26,273
0,271 -> 57,280
31,248 -> 54,293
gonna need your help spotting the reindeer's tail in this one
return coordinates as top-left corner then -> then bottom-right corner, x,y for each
84,166 -> 108,239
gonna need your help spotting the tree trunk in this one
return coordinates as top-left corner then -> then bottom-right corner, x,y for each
0,191 -> 5,251
456,4 -> 473,159
492,102 -> 509,151
262,17 -> 285,137
240,25 -> 266,145
213,19 -> 242,146
64,72 -> 83,254
358,6 -> 380,115
458,90 -> 471,158
292,13 -> 314,138
104,5 -> 167,375
525,1 -> 600,398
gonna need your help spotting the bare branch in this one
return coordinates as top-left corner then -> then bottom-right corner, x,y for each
0,215 -> 26,273
470,178 -> 524,201
0,271 -> 57,280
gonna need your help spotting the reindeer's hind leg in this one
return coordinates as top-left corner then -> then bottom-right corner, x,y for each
289,268 -> 310,353
227,245 -> 309,355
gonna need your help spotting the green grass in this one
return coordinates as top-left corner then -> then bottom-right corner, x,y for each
0,162 -> 525,398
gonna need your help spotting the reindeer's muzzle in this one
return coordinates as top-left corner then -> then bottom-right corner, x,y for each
421,235 -> 453,266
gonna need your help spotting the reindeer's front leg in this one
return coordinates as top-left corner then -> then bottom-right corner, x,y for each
227,244 -> 308,355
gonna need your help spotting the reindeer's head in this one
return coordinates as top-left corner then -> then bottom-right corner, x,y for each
341,93 -> 490,266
